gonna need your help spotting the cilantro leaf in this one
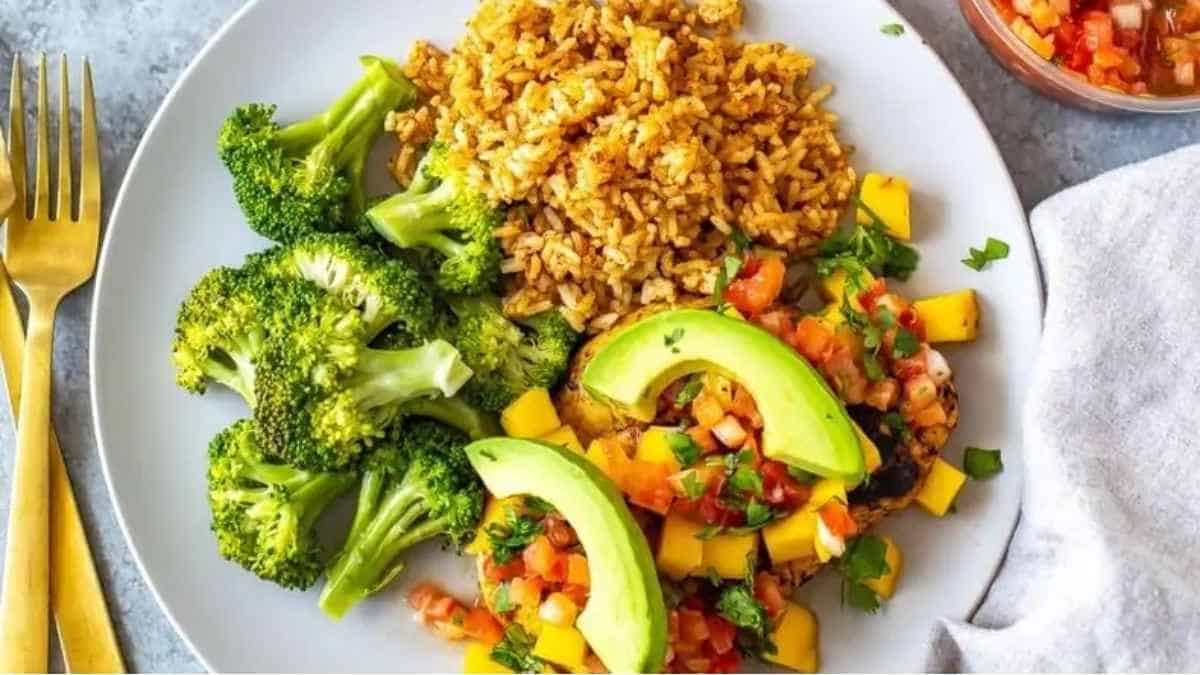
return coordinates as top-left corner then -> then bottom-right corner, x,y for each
862,352 -> 885,382
490,624 -> 543,673
744,498 -> 773,528
696,525 -> 723,541
523,496 -> 554,516
818,198 -> 920,282
963,447 -> 1004,480
713,255 -> 744,310
674,376 -> 703,408
667,431 -> 702,468
680,470 -> 708,500
892,327 -> 919,359
492,583 -> 514,613
838,535 -> 891,613
485,508 -> 543,564
664,327 -> 686,353
730,228 -> 752,252
962,237 -> 1010,271
729,466 -> 764,496
716,584 -> 777,656
881,22 -> 906,36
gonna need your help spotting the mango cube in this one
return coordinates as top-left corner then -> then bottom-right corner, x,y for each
863,535 -> 903,599
464,641 -> 513,674
657,511 -> 705,579
762,508 -> 818,565
540,426 -> 584,454
636,427 -> 683,473
584,439 -> 612,476
532,624 -> 587,670
914,289 -> 979,343
764,602 -> 819,673
857,173 -> 912,240
702,532 -> 759,579
854,422 -> 883,475
817,268 -> 875,307
501,388 -> 561,438
915,457 -> 967,517
805,479 -> 848,511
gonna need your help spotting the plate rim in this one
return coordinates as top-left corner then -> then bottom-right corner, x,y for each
89,1 -> 1044,671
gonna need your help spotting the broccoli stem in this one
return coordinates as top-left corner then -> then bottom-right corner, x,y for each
365,180 -> 463,253
320,481 -> 444,619
346,339 -> 473,410
399,397 -> 502,440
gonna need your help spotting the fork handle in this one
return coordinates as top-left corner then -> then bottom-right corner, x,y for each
0,297 -> 58,673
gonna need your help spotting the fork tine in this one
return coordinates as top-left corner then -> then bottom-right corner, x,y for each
32,53 -> 50,221
8,53 -> 26,221
56,54 -> 72,222
79,57 -> 100,224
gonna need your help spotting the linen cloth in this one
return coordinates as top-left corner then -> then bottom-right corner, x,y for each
925,145 -> 1200,672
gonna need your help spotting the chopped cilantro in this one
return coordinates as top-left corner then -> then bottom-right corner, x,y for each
664,327 -> 686,353
491,624 -> 543,673
892,327 -> 919,359
744,498 -> 773,528
881,22 -> 906,36
963,447 -> 1004,480
818,198 -> 920,283
962,237 -> 1010,271
729,466 -> 764,496
716,584 -> 777,656
723,450 -> 754,473
862,352 -> 885,382
492,583 -> 514,613
667,431 -> 703,468
661,578 -> 685,608
838,535 -> 891,613
713,255 -> 744,310
485,507 -> 543,564
523,495 -> 554,516
730,228 -> 752,252
680,470 -> 707,500
674,376 -> 704,408
696,525 -> 723,541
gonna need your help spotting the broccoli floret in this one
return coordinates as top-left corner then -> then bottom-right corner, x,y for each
398,396 -> 502,440
207,420 -> 356,590
318,420 -> 484,619
172,267 -> 268,405
364,143 -> 503,294
218,56 -> 419,243
247,232 -> 435,340
253,331 -> 474,471
441,295 -> 578,412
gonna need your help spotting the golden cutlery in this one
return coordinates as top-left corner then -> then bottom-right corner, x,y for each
0,53 -> 102,673
0,62 -> 123,673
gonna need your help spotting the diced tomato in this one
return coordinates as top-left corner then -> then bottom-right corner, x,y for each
754,572 -> 789,618
729,385 -> 761,425
892,347 -> 928,380
625,461 -> 676,515
463,607 -> 504,644
755,310 -> 795,342
566,553 -> 590,588
483,555 -> 526,581
819,501 -> 858,538
897,307 -> 926,341
856,277 -> 888,312
725,256 -> 786,316
560,583 -> 589,607
522,535 -> 560,578
791,316 -> 835,365
760,460 -> 811,510
687,425 -> 720,453
407,582 -> 442,614
824,348 -> 868,405
709,650 -> 741,674
509,576 -> 544,608
683,656 -> 714,673
678,609 -> 711,642
696,485 -> 746,527
425,596 -> 460,622
706,615 -> 737,656
1082,11 -> 1114,51
913,401 -> 949,428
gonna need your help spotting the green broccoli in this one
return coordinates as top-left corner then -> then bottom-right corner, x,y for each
318,419 -> 484,619
253,326 -> 474,471
364,142 -> 503,294
207,420 -> 356,590
247,232 -> 435,340
441,295 -> 578,412
218,56 -> 419,243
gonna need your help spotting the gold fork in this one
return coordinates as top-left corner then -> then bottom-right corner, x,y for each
0,52 -> 101,673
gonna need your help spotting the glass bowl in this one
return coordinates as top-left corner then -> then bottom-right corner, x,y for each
960,0 -> 1200,113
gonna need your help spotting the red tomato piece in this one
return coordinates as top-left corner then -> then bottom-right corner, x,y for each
819,501 -> 859,538
463,607 -> 504,645
754,572 -> 789,618
791,316 -> 835,365
725,256 -> 786,316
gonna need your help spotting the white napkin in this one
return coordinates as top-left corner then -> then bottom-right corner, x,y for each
924,145 -> 1200,672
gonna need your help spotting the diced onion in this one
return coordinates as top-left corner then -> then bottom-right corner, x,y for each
816,516 -> 846,558
1111,1 -> 1144,30
711,415 -> 748,449
540,592 -> 579,627
926,348 -> 953,385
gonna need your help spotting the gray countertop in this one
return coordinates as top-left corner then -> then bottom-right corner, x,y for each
0,1 -> 1196,672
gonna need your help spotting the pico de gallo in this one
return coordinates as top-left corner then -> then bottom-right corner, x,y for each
993,0 -> 1200,95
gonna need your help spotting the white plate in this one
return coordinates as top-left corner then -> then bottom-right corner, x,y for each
91,0 -> 1042,671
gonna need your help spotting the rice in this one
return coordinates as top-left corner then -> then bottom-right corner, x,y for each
393,0 -> 856,332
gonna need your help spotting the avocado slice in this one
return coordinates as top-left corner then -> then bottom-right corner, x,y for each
580,308 -> 864,483
465,438 -> 668,674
